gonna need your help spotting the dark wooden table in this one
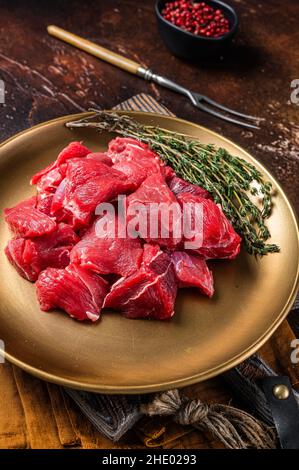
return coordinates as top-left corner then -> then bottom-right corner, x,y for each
0,0 -> 298,449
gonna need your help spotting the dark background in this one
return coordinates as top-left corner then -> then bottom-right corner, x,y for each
0,0 -> 298,330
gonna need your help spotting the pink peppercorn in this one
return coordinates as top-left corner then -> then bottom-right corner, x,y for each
162,0 -> 230,38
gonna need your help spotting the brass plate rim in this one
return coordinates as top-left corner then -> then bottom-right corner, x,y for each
0,110 -> 298,395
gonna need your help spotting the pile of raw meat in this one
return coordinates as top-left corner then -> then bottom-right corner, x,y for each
4,137 -> 241,322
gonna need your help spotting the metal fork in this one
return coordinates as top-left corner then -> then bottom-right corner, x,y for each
138,68 -> 260,129
47,25 -> 261,130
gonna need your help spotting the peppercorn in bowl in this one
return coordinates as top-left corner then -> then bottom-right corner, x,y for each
156,0 -> 238,60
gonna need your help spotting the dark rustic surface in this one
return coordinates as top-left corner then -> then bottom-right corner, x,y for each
0,0 -> 298,449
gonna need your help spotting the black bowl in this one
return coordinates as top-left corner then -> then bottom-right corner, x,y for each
156,0 -> 239,60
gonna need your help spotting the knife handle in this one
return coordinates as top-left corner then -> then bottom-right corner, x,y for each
47,25 -> 143,76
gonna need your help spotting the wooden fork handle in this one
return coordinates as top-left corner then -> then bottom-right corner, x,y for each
47,25 -> 143,75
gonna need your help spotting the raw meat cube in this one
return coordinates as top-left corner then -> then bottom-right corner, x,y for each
142,243 -> 161,266
163,165 -> 176,180
37,167 -> 64,195
4,196 -> 57,238
171,251 -> 214,297
86,152 -> 113,166
70,214 -> 143,277
36,167 -> 65,215
36,263 -> 108,321
36,194 -> 54,215
5,223 -> 79,281
107,137 -> 155,162
126,172 -> 182,248
50,178 -> 67,217
108,137 -> 166,189
104,245 -> 177,320
168,174 -> 212,199
177,192 -> 241,259
51,158 -> 134,229
31,141 -> 90,185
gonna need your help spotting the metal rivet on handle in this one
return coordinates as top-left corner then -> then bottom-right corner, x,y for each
273,384 -> 290,400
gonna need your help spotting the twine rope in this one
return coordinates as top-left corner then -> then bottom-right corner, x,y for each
141,390 -> 276,449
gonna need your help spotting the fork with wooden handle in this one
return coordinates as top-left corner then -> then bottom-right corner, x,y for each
47,25 -> 260,129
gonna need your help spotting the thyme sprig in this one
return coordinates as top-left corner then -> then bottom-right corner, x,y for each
66,110 -> 279,256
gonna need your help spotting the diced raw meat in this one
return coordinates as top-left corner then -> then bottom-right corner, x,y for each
86,152 -> 113,166
71,214 -> 143,277
31,141 -> 90,185
36,194 -> 54,215
126,172 -> 182,248
25,142 -> 80,217
177,192 -> 241,259
107,137 -> 152,159
36,263 -> 108,321
108,137 -> 166,189
35,167 -> 65,215
142,243 -> 161,266
5,238 -> 28,278
53,142 -> 91,167
4,196 -> 57,238
50,178 -> 67,216
5,223 -> 79,281
36,167 -> 65,195
163,165 -> 176,180
104,246 -> 177,320
3,136 -> 242,325
168,174 -> 212,199
171,251 -> 214,297
51,158 -> 134,229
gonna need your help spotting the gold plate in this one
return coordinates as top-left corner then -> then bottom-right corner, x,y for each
0,112 -> 298,394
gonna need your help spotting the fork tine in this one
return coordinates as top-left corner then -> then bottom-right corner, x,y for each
200,95 -> 262,122
195,100 -> 260,130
